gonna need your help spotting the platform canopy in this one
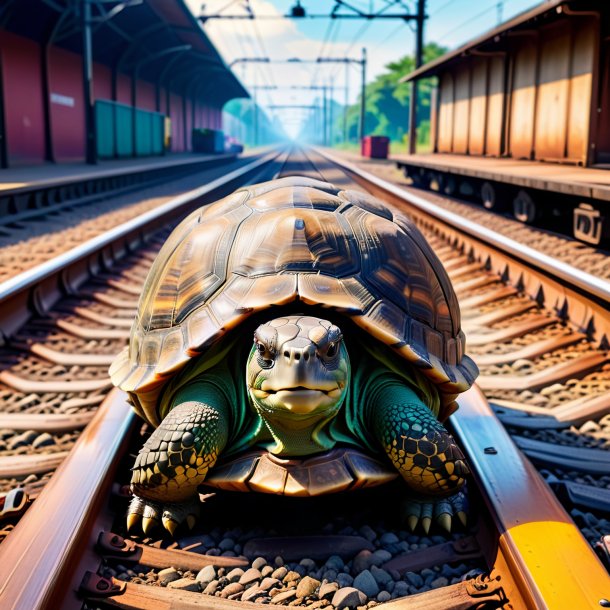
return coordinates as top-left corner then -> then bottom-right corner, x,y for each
400,0 -> 571,82
0,0 -> 248,106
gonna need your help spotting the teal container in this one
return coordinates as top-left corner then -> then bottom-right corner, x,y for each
95,101 -> 115,159
95,100 -> 165,158
151,114 -> 164,155
115,103 -> 133,158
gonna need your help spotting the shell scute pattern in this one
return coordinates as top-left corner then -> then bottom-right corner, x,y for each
110,177 -> 478,425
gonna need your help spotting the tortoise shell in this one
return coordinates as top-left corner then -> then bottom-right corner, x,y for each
110,176 -> 478,426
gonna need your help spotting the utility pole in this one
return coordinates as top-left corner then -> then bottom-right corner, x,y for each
359,47 -> 367,142
408,0 -> 425,154
329,81 -> 333,146
344,63 -> 349,143
82,0 -> 96,164
322,85 -> 328,146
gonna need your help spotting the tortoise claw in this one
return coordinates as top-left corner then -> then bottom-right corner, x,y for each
162,516 -> 178,536
437,513 -> 452,532
457,510 -> 468,528
401,489 -> 469,534
421,517 -> 432,534
142,516 -> 159,535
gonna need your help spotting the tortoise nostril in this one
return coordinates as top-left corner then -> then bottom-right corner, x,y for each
304,352 -> 309,361
284,350 -> 290,359
294,352 -> 300,361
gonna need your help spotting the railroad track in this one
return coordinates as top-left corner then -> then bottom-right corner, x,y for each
0,147 -> 608,609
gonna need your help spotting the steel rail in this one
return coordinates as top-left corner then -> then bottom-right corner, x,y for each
314,147 -> 610,304
0,151 -> 280,305
0,150 -> 283,339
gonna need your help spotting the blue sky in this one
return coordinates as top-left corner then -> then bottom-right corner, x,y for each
186,0 -> 541,134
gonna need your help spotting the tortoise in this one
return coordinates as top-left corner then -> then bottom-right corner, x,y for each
110,176 -> 478,535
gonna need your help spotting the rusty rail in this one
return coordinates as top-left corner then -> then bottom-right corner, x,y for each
0,390 -> 134,610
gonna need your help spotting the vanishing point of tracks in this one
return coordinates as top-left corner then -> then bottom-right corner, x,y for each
0,147 -> 608,609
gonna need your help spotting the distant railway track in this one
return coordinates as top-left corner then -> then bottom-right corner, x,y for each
0,147 -> 608,609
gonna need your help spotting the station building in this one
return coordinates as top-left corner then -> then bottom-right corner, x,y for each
0,0 -> 247,168
405,0 -> 609,167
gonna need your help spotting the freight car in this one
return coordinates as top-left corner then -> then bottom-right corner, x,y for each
398,0 -> 610,246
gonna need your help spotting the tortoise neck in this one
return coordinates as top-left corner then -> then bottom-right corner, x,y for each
257,405 -> 341,457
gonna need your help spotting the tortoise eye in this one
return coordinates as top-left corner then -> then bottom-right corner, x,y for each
320,338 -> 341,361
255,342 -> 274,368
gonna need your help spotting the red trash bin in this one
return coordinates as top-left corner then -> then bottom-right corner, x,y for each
361,136 -> 389,159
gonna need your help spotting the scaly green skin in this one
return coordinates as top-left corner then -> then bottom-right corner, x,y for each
367,377 -> 468,496
127,382 -> 231,534
127,315 -> 469,535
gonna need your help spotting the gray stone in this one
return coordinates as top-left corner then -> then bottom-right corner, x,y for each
221,582 -> 244,597
203,579 -> 219,595
275,555 -> 285,567
332,587 -> 367,609
252,557 -> 268,571
431,576 -> 449,589
167,578 -> 200,592
405,572 -> 423,588
393,581 -> 409,597
319,582 -> 339,600
296,576 -> 321,598
283,570 -> 301,584
322,569 -> 338,582
157,567 -> 181,585
273,588 -> 297,604
359,525 -> 377,542
260,577 -> 280,590
325,555 -> 344,571
377,591 -> 391,602
370,566 -> 392,587
370,550 -> 392,566
241,586 -> 266,602
299,558 -> 317,570
196,565 -> 216,584
272,566 -> 288,580
218,537 -> 236,551
336,573 -> 354,588
379,533 -> 398,545
239,568 -> 262,585
294,564 -> 307,577
226,568 -> 245,582
352,550 -> 373,573
353,570 -> 379,598
261,565 -> 274,577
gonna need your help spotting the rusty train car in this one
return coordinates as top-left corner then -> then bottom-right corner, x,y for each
399,0 -> 610,245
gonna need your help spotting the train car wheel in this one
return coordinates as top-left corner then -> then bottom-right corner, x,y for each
443,176 -> 456,196
513,190 -> 537,223
481,182 -> 496,209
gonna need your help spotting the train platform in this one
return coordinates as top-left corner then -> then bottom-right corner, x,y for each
392,153 -> 610,202
0,152 -> 237,194
319,147 -> 610,281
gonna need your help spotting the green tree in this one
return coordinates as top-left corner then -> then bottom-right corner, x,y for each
335,42 -> 447,153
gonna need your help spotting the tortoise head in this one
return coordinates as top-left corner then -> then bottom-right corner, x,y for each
247,315 -> 349,418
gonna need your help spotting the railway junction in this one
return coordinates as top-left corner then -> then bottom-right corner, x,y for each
0,1 -> 608,609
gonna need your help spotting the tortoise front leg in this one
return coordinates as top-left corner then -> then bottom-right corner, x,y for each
128,383 -> 229,535
368,378 -> 469,533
